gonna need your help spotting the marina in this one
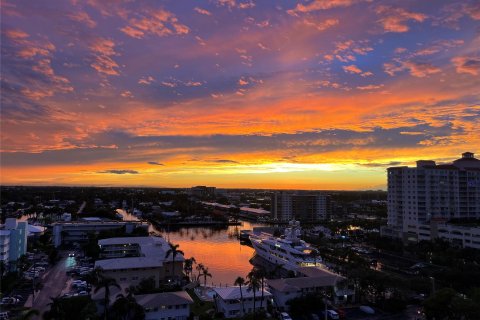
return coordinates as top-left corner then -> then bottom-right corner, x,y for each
118,209 -> 265,286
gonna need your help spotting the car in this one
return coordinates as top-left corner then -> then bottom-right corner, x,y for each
320,310 -> 339,320
68,253 -> 75,257
360,305 -> 375,315
1,297 -> 18,305
280,312 -> 293,320
0,311 -> 9,320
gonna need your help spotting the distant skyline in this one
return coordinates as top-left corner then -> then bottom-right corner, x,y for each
1,0 -> 479,190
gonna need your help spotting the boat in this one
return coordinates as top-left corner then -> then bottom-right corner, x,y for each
250,220 -> 323,272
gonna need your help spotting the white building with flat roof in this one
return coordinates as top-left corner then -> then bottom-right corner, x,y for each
52,220 -> 148,247
95,236 -> 184,287
213,286 -> 272,318
383,152 -> 480,247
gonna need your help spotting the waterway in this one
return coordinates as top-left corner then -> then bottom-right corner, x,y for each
117,209 -> 264,286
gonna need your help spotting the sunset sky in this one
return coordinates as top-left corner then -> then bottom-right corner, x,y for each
1,0 -> 479,190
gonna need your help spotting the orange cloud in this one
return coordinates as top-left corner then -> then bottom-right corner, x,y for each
451,56 -> 480,75
68,10 -> 97,28
120,9 -> 189,39
343,64 -> 362,74
89,38 -> 120,76
303,18 -> 339,31
194,7 -> 212,16
289,0 -> 357,15
375,5 -> 426,32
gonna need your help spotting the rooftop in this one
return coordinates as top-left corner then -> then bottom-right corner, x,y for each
96,236 -> 184,270
95,256 -> 164,270
135,291 -> 194,307
267,268 -> 343,293
213,286 -> 271,300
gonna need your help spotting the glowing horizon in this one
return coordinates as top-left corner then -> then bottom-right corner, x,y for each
1,0 -> 479,190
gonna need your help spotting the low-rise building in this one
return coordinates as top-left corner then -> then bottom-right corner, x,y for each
138,291 -> 193,320
52,220 -> 148,247
92,288 -> 193,320
95,236 -> 184,287
267,267 -> 354,311
213,286 -> 272,318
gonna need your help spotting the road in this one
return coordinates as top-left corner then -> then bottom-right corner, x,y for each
32,252 -> 75,316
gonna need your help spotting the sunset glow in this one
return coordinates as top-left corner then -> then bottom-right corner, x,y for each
1,0 -> 479,189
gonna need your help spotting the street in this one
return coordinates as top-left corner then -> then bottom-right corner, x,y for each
31,252 -> 75,316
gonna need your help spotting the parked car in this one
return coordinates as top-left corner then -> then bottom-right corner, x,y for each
360,305 -> 375,314
320,310 -> 339,320
1,297 -> 19,305
280,312 -> 293,320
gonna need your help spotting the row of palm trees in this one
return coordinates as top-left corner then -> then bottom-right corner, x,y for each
233,266 -> 268,319
164,242 -> 213,287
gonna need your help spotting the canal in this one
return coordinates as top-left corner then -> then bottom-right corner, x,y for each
117,209 -> 264,286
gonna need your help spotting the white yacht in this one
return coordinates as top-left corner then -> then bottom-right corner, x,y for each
250,220 -> 322,272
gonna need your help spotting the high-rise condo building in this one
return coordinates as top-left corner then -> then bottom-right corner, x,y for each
383,152 -> 480,248
271,191 -> 330,222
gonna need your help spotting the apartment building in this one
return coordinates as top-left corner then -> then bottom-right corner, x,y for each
0,218 -> 28,271
52,219 -> 148,247
271,191 -> 330,222
383,152 -> 480,248
95,236 -> 184,287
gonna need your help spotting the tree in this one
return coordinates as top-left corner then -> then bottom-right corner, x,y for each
423,288 -> 480,320
234,276 -> 246,316
199,266 -> 212,287
165,243 -> 184,282
184,257 -> 196,281
252,268 -> 266,309
136,276 -> 156,294
93,275 -> 121,320
45,296 -> 66,319
196,263 -> 205,282
247,271 -> 261,319
18,309 -> 40,320
110,293 -> 145,320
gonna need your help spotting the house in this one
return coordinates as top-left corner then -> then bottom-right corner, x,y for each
137,291 -> 193,320
267,267 -> 354,311
213,286 -> 272,318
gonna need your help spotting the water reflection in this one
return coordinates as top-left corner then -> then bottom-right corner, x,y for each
117,209 -> 264,286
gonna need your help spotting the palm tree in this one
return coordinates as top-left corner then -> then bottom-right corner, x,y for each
196,263 -> 204,283
199,266 -> 212,288
234,276 -> 246,316
247,271 -> 261,319
165,243 -> 184,282
94,275 -> 121,320
184,257 -> 196,282
111,293 -> 145,320
254,267 -> 267,310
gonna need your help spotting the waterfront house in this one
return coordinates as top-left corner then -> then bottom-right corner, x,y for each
92,287 -> 193,320
213,286 -> 272,318
137,291 -> 193,320
267,267 -> 354,311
